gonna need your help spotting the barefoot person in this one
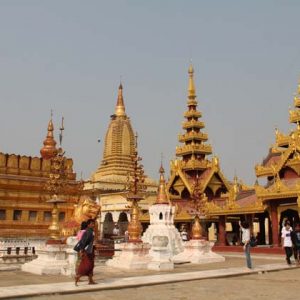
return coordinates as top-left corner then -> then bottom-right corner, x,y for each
75,219 -> 96,286
239,220 -> 252,269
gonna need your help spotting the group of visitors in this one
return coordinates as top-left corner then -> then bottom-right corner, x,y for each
239,219 -> 300,269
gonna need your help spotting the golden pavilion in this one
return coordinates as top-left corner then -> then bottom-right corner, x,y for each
168,70 -> 300,248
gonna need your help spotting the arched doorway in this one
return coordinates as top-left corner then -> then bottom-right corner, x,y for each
103,212 -> 114,238
279,209 -> 300,233
118,212 -> 128,235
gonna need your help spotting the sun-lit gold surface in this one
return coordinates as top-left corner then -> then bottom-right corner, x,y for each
0,119 -> 80,238
125,135 -> 146,242
167,65 -> 231,225
40,118 -> 58,160
61,195 -> 100,237
191,215 -> 203,239
92,83 -> 136,180
47,196 -> 66,240
85,84 -> 157,238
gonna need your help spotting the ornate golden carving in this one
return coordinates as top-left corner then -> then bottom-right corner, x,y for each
61,195 -> 100,237
125,135 -> 146,242
40,118 -> 58,160
176,144 -> 213,156
92,84 -> 137,181
73,196 -> 100,224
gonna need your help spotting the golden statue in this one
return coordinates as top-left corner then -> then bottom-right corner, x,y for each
61,195 -> 100,237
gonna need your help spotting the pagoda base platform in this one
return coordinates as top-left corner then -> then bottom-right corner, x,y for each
173,239 -> 225,264
147,236 -> 174,271
21,243 -> 68,275
106,242 -> 151,270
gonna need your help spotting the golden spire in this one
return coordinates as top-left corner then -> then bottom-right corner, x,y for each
115,83 -> 126,117
188,64 -> 196,98
40,115 -> 58,160
155,164 -> 169,204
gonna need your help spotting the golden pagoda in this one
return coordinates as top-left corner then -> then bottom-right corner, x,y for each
92,84 -> 137,180
0,117 -> 80,238
167,65 -> 231,230
85,83 -> 157,238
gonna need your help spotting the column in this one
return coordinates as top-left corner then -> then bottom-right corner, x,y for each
258,215 -> 266,245
270,203 -> 279,247
218,215 -> 226,246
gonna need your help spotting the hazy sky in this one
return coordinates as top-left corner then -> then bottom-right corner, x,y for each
0,0 -> 299,185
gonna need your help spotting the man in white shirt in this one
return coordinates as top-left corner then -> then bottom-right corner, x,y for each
281,220 -> 293,265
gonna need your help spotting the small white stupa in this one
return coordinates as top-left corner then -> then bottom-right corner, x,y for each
142,165 -> 183,270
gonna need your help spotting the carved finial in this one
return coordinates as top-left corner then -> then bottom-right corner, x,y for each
40,114 -> 58,160
59,116 -> 64,147
135,132 -> 138,148
188,63 -> 196,98
115,82 -> 126,117
155,162 -> 169,205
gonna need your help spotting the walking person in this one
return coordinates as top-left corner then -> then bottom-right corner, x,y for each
74,221 -> 88,275
239,220 -> 252,269
281,220 -> 293,265
75,219 -> 96,286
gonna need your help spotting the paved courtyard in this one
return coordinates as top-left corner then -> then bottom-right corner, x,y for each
27,268 -> 300,300
0,254 -> 299,300
0,255 -> 281,287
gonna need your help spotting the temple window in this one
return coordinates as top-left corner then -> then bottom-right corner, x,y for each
43,211 -> 52,222
0,209 -> 5,220
13,210 -> 22,221
28,211 -> 37,222
159,212 -> 163,220
59,212 -> 65,222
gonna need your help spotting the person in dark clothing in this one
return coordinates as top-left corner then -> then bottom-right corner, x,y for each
292,223 -> 300,264
75,219 -> 96,286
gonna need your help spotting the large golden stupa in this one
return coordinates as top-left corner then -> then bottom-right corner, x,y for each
92,84 -> 136,181
85,83 -> 157,237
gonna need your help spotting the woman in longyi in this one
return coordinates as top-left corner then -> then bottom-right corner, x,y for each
75,219 -> 96,286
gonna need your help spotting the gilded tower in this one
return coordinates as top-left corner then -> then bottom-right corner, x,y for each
86,84 -> 156,238
92,84 -> 136,181
167,65 -> 230,206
